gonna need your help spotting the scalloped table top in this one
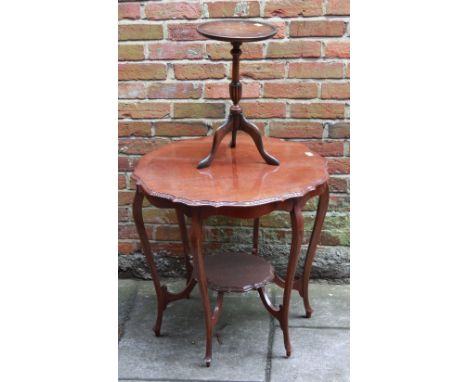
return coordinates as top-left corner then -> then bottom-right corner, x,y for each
197,20 -> 277,42
132,134 -> 328,208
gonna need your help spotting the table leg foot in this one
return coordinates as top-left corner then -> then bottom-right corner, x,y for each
153,326 -> 161,337
239,113 -> 279,166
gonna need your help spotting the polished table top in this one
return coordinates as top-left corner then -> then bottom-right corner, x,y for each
197,20 -> 277,43
132,134 -> 328,208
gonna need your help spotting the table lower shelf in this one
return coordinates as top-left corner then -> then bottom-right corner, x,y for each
193,253 -> 275,293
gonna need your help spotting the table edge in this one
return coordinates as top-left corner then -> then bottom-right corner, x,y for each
196,21 -> 277,43
131,174 -> 329,208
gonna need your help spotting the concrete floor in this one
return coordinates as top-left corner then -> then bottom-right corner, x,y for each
119,279 -> 349,382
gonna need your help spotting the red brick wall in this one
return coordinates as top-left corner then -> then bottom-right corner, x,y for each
118,0 -> 350,279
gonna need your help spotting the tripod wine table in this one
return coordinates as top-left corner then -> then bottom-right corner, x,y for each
196,20 -> 280,169
132,135 -> 329,366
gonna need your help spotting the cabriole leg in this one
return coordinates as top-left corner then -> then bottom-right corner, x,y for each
190,210 -> 214,367
280,202 -> 304,357
302,184 -> 330,318
133,186 -> 165,336
239,113 -> 279,166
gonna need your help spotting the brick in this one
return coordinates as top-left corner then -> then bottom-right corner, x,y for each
119,223 -> 152,240
206,1 -> 260,17
150,242 -> 185,256
118,82 -> 146,99
240,102 -> 286,118
266,41 -> 320,58
304,141 -> 344,156
118,207 -> 129,222
288,62 -> 343,79
118,63 -> 166,80
144,2 -> 201,20
326,0 -> 350,15
118,24 -> 163,41
205,82 -> 260,99
320,231 -> 349,246
118,175 -> 127,190
271,21 -> 286,39
329,176 -> 348,193
269,121 -> 322,138
173,103 -> 225,118
118,121 -> 152,137
290,20 -> 345,37
167,23 -> 207,40
118,156 -> 131,172
147,82 -> 202,99
118,191 -> 135,206
328,122 -> 350,139
148,42 -> 204,60
328,194 -> 350,211
118,242 -> 138,255
325,41 -> 350,58
260,212 -> 290,228
321,83 -> 350,99
118,44 -> 144,61
264,82 -> 318,99
206,43 -> 263,60
240,62 -> 285,79
142,208 -> 178,224
290,103 -> 345,119
118,102 -> 170,119
155,122 -> 209,136
119,138 -> 170,155
345,63 -> 350,78
264,0 -> 322,17
119,3 -> 140,20
327,158 -> 350,174
174,63 -> 225,79
155,226 -> 181,241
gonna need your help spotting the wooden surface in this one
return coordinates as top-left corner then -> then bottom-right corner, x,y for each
197,20 -> 277,42
132,134 -> 328,207
193,253 -> 275,293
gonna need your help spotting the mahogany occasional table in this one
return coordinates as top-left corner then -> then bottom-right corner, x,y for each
132,135 -> 329,367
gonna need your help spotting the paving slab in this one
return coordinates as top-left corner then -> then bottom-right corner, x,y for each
269,283 -> 349,328
119,280 -> 271,381
270,327 -> 349,382
119,279 -> 138,340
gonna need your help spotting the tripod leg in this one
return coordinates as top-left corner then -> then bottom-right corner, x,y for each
239,113 -> 280,166
197,115 -> 233,169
